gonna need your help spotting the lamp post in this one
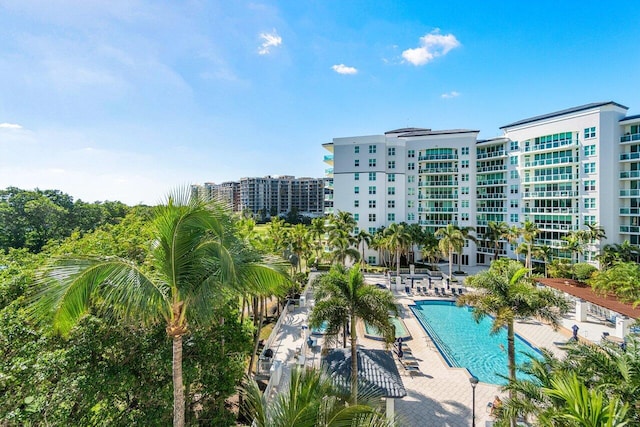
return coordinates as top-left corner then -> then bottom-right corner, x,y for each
469,376 -> 479,427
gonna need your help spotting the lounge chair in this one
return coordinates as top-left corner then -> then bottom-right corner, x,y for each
441,287 -> 446,296
434,287 -> 440,296
458,288 -> 464,296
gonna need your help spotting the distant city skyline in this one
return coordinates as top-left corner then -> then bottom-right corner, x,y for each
1,1 -> 640,205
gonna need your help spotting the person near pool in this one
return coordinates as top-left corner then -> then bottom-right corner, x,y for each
571,324 -> 579,341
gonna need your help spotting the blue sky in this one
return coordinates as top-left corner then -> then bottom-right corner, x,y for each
1,1 -> 639,205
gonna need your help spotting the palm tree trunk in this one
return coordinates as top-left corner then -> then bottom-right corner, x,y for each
507,321 -> 517,427
248,296 -> 265,375
527,246 -> 532,275
396,247 -> 401,278
350,313 -> 358,404
448,247 -> 453,279
343,319 -> 348,348
172,335 -> 185,427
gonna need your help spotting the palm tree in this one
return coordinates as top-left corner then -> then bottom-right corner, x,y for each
241,366 -> 394,427
310,266 -> 397,403
562,231 -> 585,264
458,259 -> 569,426
309,216 -> 327,266
454,225 -> 476,273
328,233 -> 360,266
405,222 -> 425,264
520,220 -> 538,274
435,224 -> 464,280
288,223 -> 311,273
30,191 -> 287,427
355,229 -> 372,271
534,244 -> 553,278
421,232 -> 441,270
486,221 -> 509,261
598,241 -> 640,268
385,223 -> 410,279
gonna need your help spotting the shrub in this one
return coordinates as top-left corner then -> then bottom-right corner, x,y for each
572,263 -> 597,282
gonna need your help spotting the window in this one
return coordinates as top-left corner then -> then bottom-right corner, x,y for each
461,160 -> 469,168
369,159 -> 376,167
510,214 -> 519,223
461,147 -> 469,155
369,200 -> 376,208
368,228 -> 376,235
354,200 -> 359,207
584,162 -> 596,174
461,187 -> 469,195
354,213 -> 359,221
369,145 -> 377,154
369,213 -> 376,222
510,156 -> 518,165
407,149 -> 415,158
584,145 -> 595,156
388,147 -> 396,156
407,188 -> 415,196
584,127 -> 596,139
354,172 -> 359,181
353,227 -> 359,234
510,184 -> 519,194
584,215 -> 596,225
388,200 -> 395,208
388,213 -> 395,221
368,186 -> 376,194
407,213 -> 415,221
510,170 -> 519,179
388,173 -> 395,182
387,187 -> 395,195
584,180 -> 596,191
354,145 -> 360,153
461,174 -> 469,182
407,200 -> 415,208
354,159 -> 360,167
510,199 -> 519,208
388,161 -> 396,169
369,172 -> 376,181
461,200 -> 469,208
509,140 -> 519,151
461,213 -> 469,221
407,163 -> 415,170
407,175 -> 415,183
354,186 -> 360,194
367,255 -> 376,264
584,198 -> 596,209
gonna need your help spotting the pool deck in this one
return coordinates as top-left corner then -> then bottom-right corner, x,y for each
265,269 -> 586,427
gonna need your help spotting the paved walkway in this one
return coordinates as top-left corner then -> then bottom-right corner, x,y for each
261,270 -> 580,426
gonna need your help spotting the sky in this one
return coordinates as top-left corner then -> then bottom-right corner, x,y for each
1,1 -> 640,205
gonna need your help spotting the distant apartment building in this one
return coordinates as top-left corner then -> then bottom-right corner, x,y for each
192,175 -> 326,218
323,101 -> 635,267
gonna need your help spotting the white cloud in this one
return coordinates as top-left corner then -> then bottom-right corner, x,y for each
0,123 -> 22,129
441,91 -> 460,99
402,29 -> 460,66
332,64 -> 358,75
258,30 -> 282,55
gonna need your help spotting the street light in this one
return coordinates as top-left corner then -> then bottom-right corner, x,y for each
469,376 -> 479,427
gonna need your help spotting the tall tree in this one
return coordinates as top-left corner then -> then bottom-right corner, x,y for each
310,266 -> 396,403
519,220 -> 539,274
355,229 -> 372,271
30,190 -> 287,427
485,221 -> 509,261
458,259 -> 569,426
309,216 -> 327,266
384,223 -> 410,278
454,225 -> 476,273
435,224 -> 464,279
534,244 -> 553,278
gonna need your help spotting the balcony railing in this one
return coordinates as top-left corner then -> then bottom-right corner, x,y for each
524,157 -> 578,168
418,181 -> 458,187
418,168 -> 458,174
476,179 -> 507,186
476,207 -> 507,212
418,193 -> 458,200
419,220 -> 458,227
620,133 -> 640,143
476,150 -> 506,159
522,190 -> 578,198
522,207 -> 578,214
523,174 -> 574,183
620,152 -> 640,161
323,154 -> 334,164
620,225 -> 640,233
476,193 -> 507,199
476,165 -> 507,172
524,139 -> 576,153
620,170 -> 640,179
418,154 -> 458,161
418,207 -> 456,213
620,208 -> 640,215
620,189 -> 640,197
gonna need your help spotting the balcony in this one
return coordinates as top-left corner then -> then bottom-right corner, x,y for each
325,168 -> 334,178
418,207 -> 456,213
620,152 -> 640,161
418,193 -> 458,200
620,170 -> 640,179
620,225 -> 640,234
419,220 -> 458,227
523,174 -> 575,183
323,154 -> 334,164
524,139 -> 576,153
418,154 -> 458,161
476,164 -> 506,172
476,207 -> 507,213
523,157 -> 578,168
418,181 -> 458,187
522,190 -> 578,198
324,195 -> 333,201
620,207 -> 640,215
620,189 -> 640,197
522,207 -> 578,214
418,168 -> 458,174
476,150 -> 506,159
476,179 -> 507,186
620,133 -> 640,143
477,193 -> 507,199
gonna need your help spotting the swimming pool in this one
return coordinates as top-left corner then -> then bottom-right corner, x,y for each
312,321 -> 328,335
364,317 -> 411,341
410,300 -> 542,385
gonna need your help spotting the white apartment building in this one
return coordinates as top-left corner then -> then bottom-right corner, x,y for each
324,101 -> 636,267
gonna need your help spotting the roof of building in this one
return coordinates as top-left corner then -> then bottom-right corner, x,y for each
323,348 -> 407,398
398,129 -> 479,137
500,101 -> 629,129
620,114 -> 640,123
385,127 -> 431,135
476,137 -> 509,145
536,278 -> 640,319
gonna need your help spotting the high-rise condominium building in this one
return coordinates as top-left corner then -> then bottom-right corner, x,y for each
193,176 -> 326,218
323,101 -> 637,267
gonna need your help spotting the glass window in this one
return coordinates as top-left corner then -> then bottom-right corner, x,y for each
354,172 -> 359,181
369,200 -> 376,208
354,186 -> 359,194
354,159 -> 360,167
461,213 -> 469,221
584,215 -> 596,224
584,198 -> 596,209
407,175 -> 415,183
461,187 -> 469,195
407,213 -> 415,221
354,200 -> 359,207
353,227 -> 359,234
369,159 -> 376,167
369,213 -> 376,222
510,199 -> 519,208
368,186 -> 376,194
461,174 -> 469,182
461,147 -> 469,155
584,162 -> 596,174
461,160 -> 469,168
407,149 -> 415,158
367,255 -> 376,264
510,170 -> 519,179
461,200 -> 469,208
584,127 -> 596,139
388,173 -> 395,182
407,188 -> 415,196
388,187 -> 396,195
510,184 -> 519,194
509,141 -> 519,151
407,200 -> 415,208
354,145 -> 360,153
510,156 -> 518,165
388,200 -> 395,208
584,180 -> 596,191
388,213 -> 395,221
369,145 -> 377,154
388,147 -> 396,156
510,214 -> 519,223
354,213 -> 359,220
388,161 -> 396,169
368,228 -> 376,235
584,145 -> 595,156
407,163 -> 415,170
369,172 -> 376,181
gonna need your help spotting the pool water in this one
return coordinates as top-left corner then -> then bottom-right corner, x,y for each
364,317 -> 411,340
410,300 -> 542,385
312,321 -> 328,335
